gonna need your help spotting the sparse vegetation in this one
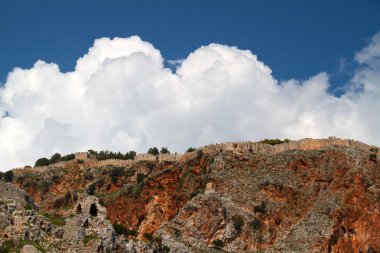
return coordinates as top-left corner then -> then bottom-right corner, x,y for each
60,153 -> 75,161
112,223 -> 137,237
186,147 -> 196,153
88,149 -> 136,161
213,239 -> 224,249
4,170 -> 13,182
369,153 -> 377,163
50,153 -> 62,163
179,170 -> 189,189
160,147 -> 170,154
35,152 -> 75,166
137,173 -> 145,184
254,201 -> 267,214
35,157 -> 50,167
87,182 -> 97,195
0,239 -> 14,252
148,147 -> 159,156
0,239 -> 47,253
232,215 -> 244,230
144,232 -> 153,241
110,166 -> 124,184
42,212 -> 66,226
190,189 -> 201,199
250,218 -> 263,230
83,234 -> 99,244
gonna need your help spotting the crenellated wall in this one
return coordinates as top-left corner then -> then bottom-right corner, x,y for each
95,159 -> 134,167
10,137 -> 379,174
75,152 -> 88,160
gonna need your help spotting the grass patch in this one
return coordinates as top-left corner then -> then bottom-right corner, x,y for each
42,212 -> 66,226
0,239 -> 47,253
83,234 -> 99,244
179,170 -> 189,189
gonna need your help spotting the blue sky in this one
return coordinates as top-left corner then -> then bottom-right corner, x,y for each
1,0 -> 380,170
1,0 -> 379,88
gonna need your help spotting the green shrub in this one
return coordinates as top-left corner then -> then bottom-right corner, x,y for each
250,218 -> 262,230
113,223 -> 137,237
0,240 -> 15,252
126,184 -> 142,198
254,201 -> 267,214
4,170 -> 13,182
212,239 -> 224,248
258,139 -> 290,145
96,177 -> 106,188
144,233 -> 153,241
76,159 -> 85,164
232,215 -> 244,230
42,213 -> 66,226
50,153 -> 61,164
35,157 -> 50,167
137,173 -> 145,185
127,229 -> 137,237
186,147 -> 196,153
179,170 -> 189,189
87,183 -> 96,195
83,234 -> 99,244
196,149 -> 203,159
125,168 -> 136,178
160,147 -> 170,154
24,204 -> 33,210
190,190 -> 200,199
110,167 -> 124,184
369,153 -> 377,163
148,147 -> 159,156
113,223 -> 128,235
60,153 -> 75,161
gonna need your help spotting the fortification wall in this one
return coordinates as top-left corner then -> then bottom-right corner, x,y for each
10,137 -> 379,174
75,152 -> 88,160
12,165 -> 51,176
157,154 -> 182,162
95,159 -> 134,167
134,154 -> 157,162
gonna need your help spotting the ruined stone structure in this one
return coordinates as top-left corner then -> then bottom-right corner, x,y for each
75,152 -> 88,161
74,196 -> 106,218
10,137 -> 379,174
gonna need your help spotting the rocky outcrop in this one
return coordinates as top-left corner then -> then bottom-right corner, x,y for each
1,138 -> 379,252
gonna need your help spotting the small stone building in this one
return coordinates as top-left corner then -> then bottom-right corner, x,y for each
75,196 -> 106,218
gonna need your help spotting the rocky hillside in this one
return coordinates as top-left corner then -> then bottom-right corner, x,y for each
0,138 -> 379,252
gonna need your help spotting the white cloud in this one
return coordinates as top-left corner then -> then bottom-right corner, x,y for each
1,33 -> 380,171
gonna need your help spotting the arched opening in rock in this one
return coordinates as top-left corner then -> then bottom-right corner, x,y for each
90,203 -> 98,216
76,204 -> 82,213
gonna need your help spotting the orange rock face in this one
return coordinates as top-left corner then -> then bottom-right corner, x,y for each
11,144 -> 380,252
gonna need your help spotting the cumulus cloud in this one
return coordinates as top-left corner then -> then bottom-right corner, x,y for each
1,34 -> 380,171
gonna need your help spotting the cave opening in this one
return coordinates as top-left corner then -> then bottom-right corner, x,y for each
90,203 -> 98,216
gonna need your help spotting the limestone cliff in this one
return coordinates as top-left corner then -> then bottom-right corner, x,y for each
0,138 -> 379,252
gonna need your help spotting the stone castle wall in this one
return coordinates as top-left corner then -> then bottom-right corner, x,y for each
75,152 -> 88,160
11,137 -> 379,174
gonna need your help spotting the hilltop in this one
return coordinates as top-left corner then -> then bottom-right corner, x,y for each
0,137 -> 379,252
